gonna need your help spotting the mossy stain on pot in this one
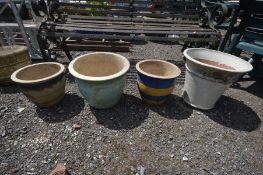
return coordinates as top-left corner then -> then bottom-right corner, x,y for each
0,45 -> 31,85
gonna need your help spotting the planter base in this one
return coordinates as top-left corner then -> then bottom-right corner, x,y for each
76,75 -> 125,109
142,98 -> 166,105
23,81 -> 65,107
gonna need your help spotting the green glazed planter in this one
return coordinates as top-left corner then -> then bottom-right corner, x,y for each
69,52 -> 130,109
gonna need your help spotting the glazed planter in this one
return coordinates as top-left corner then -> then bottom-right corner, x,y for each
0,45 -> 31,85
11,62 -> 65,107
136,59 -> 181,105
182,48 -> 253,110
69,52 -> 130,109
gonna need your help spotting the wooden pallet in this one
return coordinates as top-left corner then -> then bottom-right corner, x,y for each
14,36 -> 131,52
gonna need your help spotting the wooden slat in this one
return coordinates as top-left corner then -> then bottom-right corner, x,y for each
63,21 -> 201,28
64,19 -> 199,27
67,15 -> 199,24
50,22 -> 210,32
14,36 -> 131,52
60,3 -> 130,10
65,39 -> 131,46
61,8 -> 131,16
45,32 -> 219,43
55,44 -> 130,52
132,12 -> 198,19
60,3 -> 199,13
84,0 -> 130,3
63,8 -> 198,19
52,25 -> 217,35
133,6 -> 197,12
68,0 -> 200,6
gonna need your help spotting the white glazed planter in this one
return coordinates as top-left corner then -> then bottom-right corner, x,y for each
182,48 -> 253,110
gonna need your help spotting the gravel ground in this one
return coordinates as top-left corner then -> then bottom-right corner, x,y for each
0,42 -> 262,175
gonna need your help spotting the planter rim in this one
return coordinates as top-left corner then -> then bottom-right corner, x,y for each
183,48 -> 253,73
68,52 -> 130,81
136,59 -> 181,79
11,62 -> 65,84
0,45 -> 28,58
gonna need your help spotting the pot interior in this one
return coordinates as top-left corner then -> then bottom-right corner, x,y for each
185,49 -> 252,72
73,53 -> 126,77
139,60 -> 180,78
16,64 -> 61,80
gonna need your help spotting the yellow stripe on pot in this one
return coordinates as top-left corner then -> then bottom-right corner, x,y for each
137,81 -> 174,96
142,98 -> 165,105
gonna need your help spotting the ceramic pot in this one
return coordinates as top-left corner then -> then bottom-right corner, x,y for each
136,59 -> 181,105
11,62 -> 65,107
182,48 -> 253,110
0,45 -> 31,85
69,52 -> 130,109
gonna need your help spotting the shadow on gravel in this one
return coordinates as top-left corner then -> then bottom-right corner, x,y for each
132,40 -> 148,45
149,94 -> 193,120
232,79 -> 263,99
66,73 -> 76,84
91,94 -> 149,130
204,96 -> 261,132
0,84 -> 21,94
36,94 -> 85,123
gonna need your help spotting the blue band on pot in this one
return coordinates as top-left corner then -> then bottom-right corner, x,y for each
17,73 -> 65,91
137,81 -> 174,97
138,73 -> 175,89
139,91 -> 170,101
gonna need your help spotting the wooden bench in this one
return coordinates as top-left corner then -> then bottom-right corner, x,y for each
38,0 -> 220,60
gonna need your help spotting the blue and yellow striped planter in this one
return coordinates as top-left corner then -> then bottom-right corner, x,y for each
136,60 -> 181,105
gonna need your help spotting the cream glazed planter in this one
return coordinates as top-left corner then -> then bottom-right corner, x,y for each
11,62 -> 65,107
